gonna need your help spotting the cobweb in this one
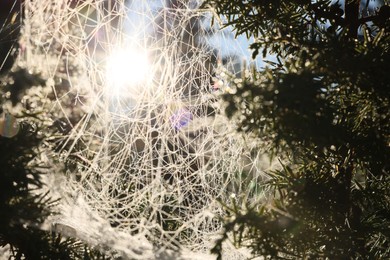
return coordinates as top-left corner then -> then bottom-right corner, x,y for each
12,0 -> 272,258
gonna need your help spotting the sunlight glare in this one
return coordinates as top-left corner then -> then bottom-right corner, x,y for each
105,48 -> 150,94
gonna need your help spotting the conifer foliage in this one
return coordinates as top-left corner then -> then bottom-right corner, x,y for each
202,0 -> 390,259
0,69 -> 108,260
0,2 -> 106,259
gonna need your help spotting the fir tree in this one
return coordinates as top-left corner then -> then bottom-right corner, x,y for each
201,0 -> 390,259
0,3 -> 107,259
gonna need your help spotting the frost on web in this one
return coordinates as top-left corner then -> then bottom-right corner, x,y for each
15,0 -> 269,258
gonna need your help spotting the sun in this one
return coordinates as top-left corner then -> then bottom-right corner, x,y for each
105,48 -> 150,95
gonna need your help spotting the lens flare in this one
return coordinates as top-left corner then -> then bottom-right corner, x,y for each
0,113 -> 19,138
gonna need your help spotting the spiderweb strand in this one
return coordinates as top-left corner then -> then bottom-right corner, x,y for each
15,0 -> 269,258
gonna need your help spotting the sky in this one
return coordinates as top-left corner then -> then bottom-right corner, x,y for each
124,0 -> 267,70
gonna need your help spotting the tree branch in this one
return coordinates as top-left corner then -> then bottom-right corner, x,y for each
345,0 -> 360,38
